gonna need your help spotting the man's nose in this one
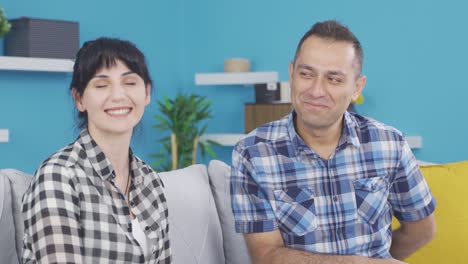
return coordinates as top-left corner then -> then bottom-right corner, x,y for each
307,76 -> 326,97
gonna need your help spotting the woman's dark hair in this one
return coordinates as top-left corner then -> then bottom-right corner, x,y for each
70,37 -> 152,129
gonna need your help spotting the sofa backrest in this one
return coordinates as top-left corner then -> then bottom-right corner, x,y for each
158,164 -> 225,263
1,164 -> 233,264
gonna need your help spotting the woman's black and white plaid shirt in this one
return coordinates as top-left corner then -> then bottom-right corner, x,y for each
21,129 -> 171,263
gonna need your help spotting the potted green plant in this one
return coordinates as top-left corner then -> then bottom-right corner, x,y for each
151,93 -> 220,171
0,8 -> 11,37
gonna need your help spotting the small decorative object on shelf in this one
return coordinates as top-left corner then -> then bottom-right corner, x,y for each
151,93 -> 220,171
0,8 -> 11,37
224,58 -> 251,72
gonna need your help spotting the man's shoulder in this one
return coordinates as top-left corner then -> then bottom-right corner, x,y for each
235,115 -> 290,151
349,112 -> 405,141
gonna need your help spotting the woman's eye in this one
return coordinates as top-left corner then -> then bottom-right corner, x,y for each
95,84 -> 107,88
125,82 -> 137,86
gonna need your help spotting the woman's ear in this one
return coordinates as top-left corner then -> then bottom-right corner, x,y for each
145,84 -> 151,106
72,88 -> 85,112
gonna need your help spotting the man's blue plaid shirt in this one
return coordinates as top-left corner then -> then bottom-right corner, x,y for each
231,111 -> 436,258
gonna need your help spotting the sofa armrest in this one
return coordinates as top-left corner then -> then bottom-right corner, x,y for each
0,169 -> 32,261
208,160 -> 251,264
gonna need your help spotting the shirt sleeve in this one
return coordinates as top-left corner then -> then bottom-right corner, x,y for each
388,140 -> 436,221
230,144 -> 278,233
22,163 -> 84,263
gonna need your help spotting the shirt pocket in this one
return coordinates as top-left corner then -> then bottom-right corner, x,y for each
273,187 -> 317,236
354,177 -> 389,225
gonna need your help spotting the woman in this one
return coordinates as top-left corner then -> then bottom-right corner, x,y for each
22,38 -> 171,263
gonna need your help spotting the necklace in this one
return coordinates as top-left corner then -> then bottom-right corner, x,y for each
124,166 -> 131,195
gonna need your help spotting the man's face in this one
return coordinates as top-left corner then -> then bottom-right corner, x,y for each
289,35 -> 366,133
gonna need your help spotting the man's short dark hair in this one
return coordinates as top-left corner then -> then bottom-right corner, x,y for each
293,20 -> 363,75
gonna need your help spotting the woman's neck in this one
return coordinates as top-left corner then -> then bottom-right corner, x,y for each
87,127 -> 132,181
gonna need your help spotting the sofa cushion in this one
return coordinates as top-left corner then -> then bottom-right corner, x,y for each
0,170 -> 20,264
208,160 -> 251,264
159,164 -> 225,264
393,161 -> 468,263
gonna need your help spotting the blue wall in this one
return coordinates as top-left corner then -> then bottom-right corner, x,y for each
0,0 -> 185,173
1,0 -> 467,174
181,0 -> 468,165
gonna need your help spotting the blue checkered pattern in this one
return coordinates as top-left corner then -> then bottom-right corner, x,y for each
231,111 -> 436,258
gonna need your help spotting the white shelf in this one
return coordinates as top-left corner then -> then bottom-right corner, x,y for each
201,133 -> 423,149
0,56 -> 74,72
195,71 -> 278,85
406,136 -> 422,149
0,129 -> 9,143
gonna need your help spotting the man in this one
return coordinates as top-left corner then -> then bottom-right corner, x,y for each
231,20 -> 436,264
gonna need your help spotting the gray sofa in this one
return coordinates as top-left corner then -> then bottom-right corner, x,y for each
0,160 -> 251,264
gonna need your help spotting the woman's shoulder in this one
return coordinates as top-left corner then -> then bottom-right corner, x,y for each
34,141 -> 85,183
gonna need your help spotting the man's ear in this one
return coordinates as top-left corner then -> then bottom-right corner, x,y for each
145,84 -> 151,106
72,88 -> 85,112
352,75 -> 366,101
288,61 -> 294,81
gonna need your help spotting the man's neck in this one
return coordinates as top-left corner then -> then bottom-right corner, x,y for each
295,117 -> 343,160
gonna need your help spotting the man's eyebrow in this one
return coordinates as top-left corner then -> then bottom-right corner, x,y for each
297,64 -> 345,76
328,70 -> 345,76
297,64 -> 315,71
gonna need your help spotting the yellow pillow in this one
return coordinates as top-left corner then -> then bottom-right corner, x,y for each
392,161 -> 468,264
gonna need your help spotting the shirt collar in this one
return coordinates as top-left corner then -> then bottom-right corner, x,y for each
340,111 -> 361,149
286,111 -> 361,156
76,128 -> 114,181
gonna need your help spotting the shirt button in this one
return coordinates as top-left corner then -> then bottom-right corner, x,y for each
145,226 -> 150,231
130,201 -> 135,207
333,196 -> 338,202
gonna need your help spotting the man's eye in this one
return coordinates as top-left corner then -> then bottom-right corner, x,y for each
329,77 -> 342,84
299,72 -> 312,78
95,84 -> 107,88
125,82 -> 137,86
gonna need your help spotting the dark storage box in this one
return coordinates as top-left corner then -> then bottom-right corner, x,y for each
254,82 -> 280,103
4,17 -> 79,59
